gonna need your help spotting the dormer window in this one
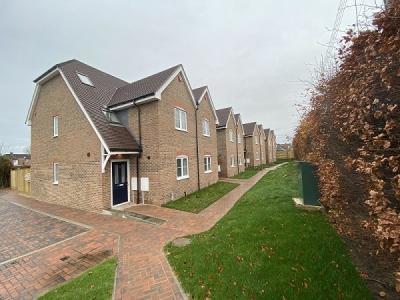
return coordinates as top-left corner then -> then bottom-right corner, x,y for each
77,73 -> 94,86
103,109 -> 120,123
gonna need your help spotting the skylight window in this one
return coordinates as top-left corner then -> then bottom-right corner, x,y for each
77,73 -> 94,86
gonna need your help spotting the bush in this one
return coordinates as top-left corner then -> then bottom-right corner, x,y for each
0,156 -> 12,187
293,3 -> 400,290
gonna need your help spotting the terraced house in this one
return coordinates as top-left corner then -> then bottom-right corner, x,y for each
26,59 -> 219,212
234,113 -> 246,174
264,128 -> 277,163
257,124 -> 267,165
243,122 -> 261,167
216,107 -> 241,178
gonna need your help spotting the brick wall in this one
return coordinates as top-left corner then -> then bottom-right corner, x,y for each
244,133 -> 261,167
31,74 -> 104,212
197,95 -> 219,188
216,112 -> 239,178
236,119 -> 245,173
124,74 -> 219,205
258,126 -> 267,165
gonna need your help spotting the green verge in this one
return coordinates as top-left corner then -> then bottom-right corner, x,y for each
232,164 -> 274,179
165,163 -> 372,299
38,257 -> 117,300
162,181 -> 239,213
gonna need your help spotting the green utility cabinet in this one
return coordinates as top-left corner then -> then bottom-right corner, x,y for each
298,161 -> 321,206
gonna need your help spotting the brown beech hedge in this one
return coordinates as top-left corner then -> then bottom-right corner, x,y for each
293,3 -> 400,291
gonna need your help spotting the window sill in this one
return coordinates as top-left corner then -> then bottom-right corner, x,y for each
175,128 -> 188,133
204,170 -> 212,174
177,176 -> 189,181
203,134 -> 211,137
53,181 -> 59,185
53,135 -> 58,138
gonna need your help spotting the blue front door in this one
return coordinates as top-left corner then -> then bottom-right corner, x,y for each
112,161 -> 128,206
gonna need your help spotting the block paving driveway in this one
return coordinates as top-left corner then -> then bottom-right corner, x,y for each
0,165 -> 282,300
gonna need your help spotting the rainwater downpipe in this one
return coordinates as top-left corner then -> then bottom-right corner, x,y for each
195,106 -> 201,191
133,100 -> 142,204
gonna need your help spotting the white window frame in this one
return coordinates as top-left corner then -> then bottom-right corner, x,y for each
53,163 -> 59,184
53,116 -> 59,137
230,155 -> 235,167
229,130 -> 234,142
256,151 -> 260,160
204,155 -> 212,173
176,155 -> 189,180
239,156 -> 243,166
174,107 -> 188,131
237,133 -> 241,144
255,136 -> 258,144
202,119 -> 210,137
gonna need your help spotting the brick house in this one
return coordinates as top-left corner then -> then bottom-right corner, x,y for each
26,59 -> 219,212
4,153 -> 31,167
270,130 -> 277,161
264,128 -> 277,163
215,107 -> 240,178
243,122 -> 261,167
257,124 -> 267,165
234,114 -> 245,174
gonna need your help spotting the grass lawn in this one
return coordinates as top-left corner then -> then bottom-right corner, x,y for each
162,181 -> 239,213
165,163 -> 372,299
232,164 -> 273,179
39,257 -> 117,300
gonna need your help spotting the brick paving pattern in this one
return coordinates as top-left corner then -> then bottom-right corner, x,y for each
0,199 -> 88,264
0,164 -> 283,299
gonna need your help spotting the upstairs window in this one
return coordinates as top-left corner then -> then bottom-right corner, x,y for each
256,151 -> 260,160
177,155 -> 189,180
204,156 -> 212,173
175,108 -> 187,131
229,130 -> 234,142
237,133 -> 241,144
77,73 -> 94,86
53,116 -> 59,137
255,136 -> 259,144
203,119 -> 210,136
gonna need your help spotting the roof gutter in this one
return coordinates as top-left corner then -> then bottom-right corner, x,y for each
108,94 -> 158,111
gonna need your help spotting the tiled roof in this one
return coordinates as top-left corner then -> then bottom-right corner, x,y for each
243,122 -> 257,136
264,128 -> 271,136
215,107 -> 232,128
108,65 -> 181,107
35,59 -> 140,151
192,86 -> 207,104
234,113 -> 240,123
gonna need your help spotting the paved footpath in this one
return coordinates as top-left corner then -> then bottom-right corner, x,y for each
0,164 -> 283,300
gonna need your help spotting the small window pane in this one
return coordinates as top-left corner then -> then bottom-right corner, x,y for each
53,163 -> 59,183
53,116 -> 59,137
175,109 -> 180,129
181,111 -> 187,130
182,158 -> 188,176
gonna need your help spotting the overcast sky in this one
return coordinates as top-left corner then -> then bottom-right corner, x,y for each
0,0 -> 382,153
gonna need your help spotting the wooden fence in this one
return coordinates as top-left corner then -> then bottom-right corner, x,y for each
10,167 -> 31,195
276,149 -> 294,160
